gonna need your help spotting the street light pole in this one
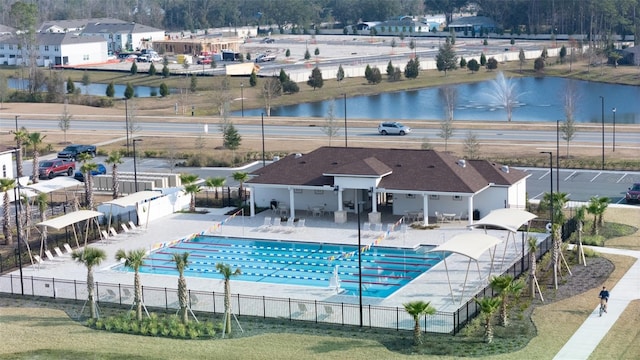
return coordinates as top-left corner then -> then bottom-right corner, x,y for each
125,98 -> 130,156
240,83 -> 244,117
261,113 -> 266,167
14,115 -> 19,133
599,96 -> 604,170
612,108 -> 616,152
540,151 -> 553,226
133,139 -> 142,193
344,93 -> 347,148
556,120 -> 560,193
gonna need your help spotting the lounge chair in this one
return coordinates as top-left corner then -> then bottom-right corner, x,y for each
53,247 -> 68,257
373,223 -> 383,233
109,227 -> 119,238
296,303 -> 309,318
121,223 -> 131,234
63,243 -> 74,254
362,222 -> 371,237
284,218 -> 295,233
323,305 -> 335,320
128,221 -> 145,233
189,293 -> 199,307
100,289 -> 117,302
258,217 -> 272,231
45,249 -> 63,262
296,219 -> 306,231
122,288 -> 133,303
271,217 -> 282,231
32,255 -> 45,269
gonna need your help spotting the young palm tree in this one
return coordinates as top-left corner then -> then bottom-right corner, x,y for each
586,196 -> 609,235
179,173 -> 199,186
184,183 -> 202,212
528,237 -> 539,299
552,222 -> 561,289
173,252 -> 190,324
115,248 -> 148,321
26,132 -> 46,184
575,206 -> 586,265
78,153 -> 98,209
490,275 -> 525,326
540,191 -> 569,224
205,176 -> 226,200
71,247 -> 107,319
216,262 -> 241,335
105,151 -> 124,199
596,196 -> 609,228
403,300 -> 436,346
1,178 -> 16,245
35,192 -> 48,250
475,297 -> 502,343
13,128 -> 29,178
232,171 -> 249,202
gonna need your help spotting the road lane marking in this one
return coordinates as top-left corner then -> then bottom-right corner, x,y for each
590,172 -> 602,182
564,171 -> 577,181
616,173 -> 628,183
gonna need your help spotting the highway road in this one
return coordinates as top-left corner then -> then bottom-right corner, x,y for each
2,118 -> 640,148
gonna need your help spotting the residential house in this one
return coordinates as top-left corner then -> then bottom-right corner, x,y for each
0,32 -> 106,66
246,147 -> 529,225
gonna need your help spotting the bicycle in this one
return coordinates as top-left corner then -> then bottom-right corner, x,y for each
599,298 -> 608,316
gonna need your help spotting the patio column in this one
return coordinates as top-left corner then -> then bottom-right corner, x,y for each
249,187 -> 255,216
467,196 -> 474,225
370,188 -> 377,213
289,188 -> 295,218
337,188 -> 343,211
422,194 -> 429,225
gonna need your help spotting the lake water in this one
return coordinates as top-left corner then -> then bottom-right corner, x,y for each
8,78 -> 164,98
239,77 -> 640,124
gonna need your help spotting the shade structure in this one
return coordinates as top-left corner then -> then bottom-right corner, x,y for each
101,191 -> 161,208
36,210 -> 103,249
25,177 -> 83,195
468,208 -> 537,233
37,210 -> 103,230
428,233 -> 503,303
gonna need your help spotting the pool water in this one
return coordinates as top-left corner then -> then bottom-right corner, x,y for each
118,236 -> 446,298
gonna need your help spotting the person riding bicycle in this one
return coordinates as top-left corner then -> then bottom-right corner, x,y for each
599,286 -> 610,313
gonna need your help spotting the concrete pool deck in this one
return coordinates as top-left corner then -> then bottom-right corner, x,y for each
6,208 -> 544,313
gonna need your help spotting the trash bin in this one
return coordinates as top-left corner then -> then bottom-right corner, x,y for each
473,209 -> 480,220
270,200 -> 279,211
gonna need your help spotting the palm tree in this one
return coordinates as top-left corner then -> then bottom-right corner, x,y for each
586,196 -> 609,235
71,247 -> 107,319
490,275 -> 524,326
539,191 -> 570,224
35,192 -> 48,250
403,300 -> 436,346
216,262 -> 241,335
179,173 -> 198,186
1,178 -> 16,245
115,248 -> 147,321
528,237 -> 539,299
575,206 -> 586,265
552,222 -> 561,289
26,132 -> 46,184
13,127 -> 29,178
205,176 -> 226,200
475,297 -> 502,343
173,252 -> 190,324
78,153 -> 98,209
105,151 -> 124,199
184,183 -> 202,212
232,172 -> 249,203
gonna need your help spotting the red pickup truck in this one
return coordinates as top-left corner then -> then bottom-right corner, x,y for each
38,159 -> 75,179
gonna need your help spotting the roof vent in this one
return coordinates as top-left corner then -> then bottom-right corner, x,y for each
294,153 -> 302,158
331,162 -> 338,165
501,165 -> 509,173
457,159 -> 466,168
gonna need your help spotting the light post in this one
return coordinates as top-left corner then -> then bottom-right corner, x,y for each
132,139 -> 142,193
343,93 -> 347,148
612,108 -> 616,152
261,113 -> 266,167
599,96 -> 604,170
240,83 -> 244,117
124,98 -> 130,156
540,151 -> 553,226
14,115 -> 19,133
556,120 -> 560,193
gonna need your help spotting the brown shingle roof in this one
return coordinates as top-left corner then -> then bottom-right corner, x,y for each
248,147 -> 527,193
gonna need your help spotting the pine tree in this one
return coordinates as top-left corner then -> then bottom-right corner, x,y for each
435,38 -> 458,75
307,67 -> 323,89
105,81 -> 115,97
336,65 -> 344,82
249,69 -> 257,87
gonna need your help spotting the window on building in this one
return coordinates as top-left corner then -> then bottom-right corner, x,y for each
83,54 -> 89,60
2,165 -> 6,177
8,45 -> 12,50
44,45 -> 49,51
54,46 -> 59,51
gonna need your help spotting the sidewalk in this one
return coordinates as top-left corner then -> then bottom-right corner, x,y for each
554,246 -> 640,360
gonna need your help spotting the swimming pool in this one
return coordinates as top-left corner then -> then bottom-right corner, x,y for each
116,236 -> 447,298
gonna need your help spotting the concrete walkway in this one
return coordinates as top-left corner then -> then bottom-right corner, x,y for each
554,246 -> 640,360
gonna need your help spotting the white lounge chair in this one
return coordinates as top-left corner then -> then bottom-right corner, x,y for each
373,223 -> 383,233
121,223 -> 131,234
45,250 -> 63,262
63,243 -> 74,254
362,222 -> 371,237
258,217 -> 272,231
284,218 -> 295,233
32,255 -> 45,269
128,221 -> 145,233
296,218 -> 306,231
271,217 -> 282,231
109,227 -> 119,238
53,247 -> 68,257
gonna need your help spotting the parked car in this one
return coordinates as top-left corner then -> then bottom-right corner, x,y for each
57,144 -> 97,160
261,37 -> 275,43
74,163 -> 107,182
378,122 -> 411,136
39,159 -> 75,179
626,183 -> 640,204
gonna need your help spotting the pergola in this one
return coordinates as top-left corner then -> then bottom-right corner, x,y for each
428,233 -> 502,303
37,210 -> 103,250
467,208 -> 537,267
